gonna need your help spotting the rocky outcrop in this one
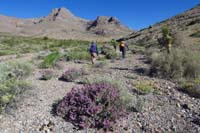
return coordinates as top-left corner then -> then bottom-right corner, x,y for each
87,16 -> 132,36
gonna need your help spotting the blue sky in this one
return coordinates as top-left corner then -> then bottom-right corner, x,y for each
0,0 -> 199,30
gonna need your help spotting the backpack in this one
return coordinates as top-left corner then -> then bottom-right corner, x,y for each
120,41 -> 125,47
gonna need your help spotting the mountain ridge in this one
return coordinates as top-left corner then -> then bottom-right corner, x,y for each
122,4 -> 200,46
0,7 -> 133,41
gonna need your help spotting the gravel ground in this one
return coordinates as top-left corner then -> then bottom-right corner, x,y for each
0,53 -> 200,133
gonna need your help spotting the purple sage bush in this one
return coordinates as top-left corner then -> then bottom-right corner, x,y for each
56,82 -> 127,131
59,68 -> 87,82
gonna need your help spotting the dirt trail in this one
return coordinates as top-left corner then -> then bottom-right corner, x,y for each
0,53 -> 199,133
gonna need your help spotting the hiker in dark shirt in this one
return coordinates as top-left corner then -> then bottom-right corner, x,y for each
89,41 -> 99,64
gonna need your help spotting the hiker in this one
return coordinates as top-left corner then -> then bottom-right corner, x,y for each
119,41 -> 127,58
111,39 -> 117,51
89,41 -> 99,64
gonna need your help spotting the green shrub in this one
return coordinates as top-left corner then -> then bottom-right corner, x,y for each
150,49 -> 200,79
187,19 -> 200,26
0,50 -> 15,56
0,60 -> 32,81
190,31 -> 200,38
131,46 -> 145,54
0,60 -> 32,113
124,73 -> 137,79
162,26 -> 170,37
133,81 -> 155,95
0,79 -> 30,112
180,78 -> 200,98
63,46 -> 91,61
183,52 -> 200,79
43,36 -> 49,40
64,51 -> 91,61
101,45 -> 117,59
40,52 -> 61,68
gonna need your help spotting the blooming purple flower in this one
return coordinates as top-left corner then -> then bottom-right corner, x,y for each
56,82 -> 127,131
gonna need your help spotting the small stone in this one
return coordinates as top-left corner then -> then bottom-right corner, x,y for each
175,113 -> 181,118
123,126 -> 128,131
154,128 -> 161,133
43,119 -> 49,125
135,122 -> 142,128
176,103 -> 181,108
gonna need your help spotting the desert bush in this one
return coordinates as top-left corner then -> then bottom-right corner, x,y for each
0,60 -> 32,80
0,60 -> 32,113
92,60 -> 108,68
190,31 -> 200,38
124,73 -> 137,79
64,51 -> 91,61
149,49 -> 200,79
56,82 -> 127,130
183,51 -> 200,79
59,68 -> 87,82
76,75 -> 133,108
131,45 -> 145,54
105,50 -> 117,59
37,51 -> 51,59
63,46 -> 91,61
39,69 -> 54,80
180,78 -> 200,98
133,80 -> 155,95
0,50 -> 15,56
43,36 -> 49,40
187,19 -> 200,26
101,45 -> 117,59
40,51 -> 61,68
0,79 -> 30,112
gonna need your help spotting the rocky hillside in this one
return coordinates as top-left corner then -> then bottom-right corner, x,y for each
0,8 -> 133,40
87,16 -> 131,36
122,5 -> 200,47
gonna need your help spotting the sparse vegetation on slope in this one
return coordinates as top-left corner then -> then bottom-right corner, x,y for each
40,52 -> 61,69
101,45 -> 118,59
0,60 -> 32,112
39,69 -> 54,80
149,49 -> 200,80
59,68 -> 87,82
180,78 -> 200,98
190,31 -> 200,37
0,35 -> 90,56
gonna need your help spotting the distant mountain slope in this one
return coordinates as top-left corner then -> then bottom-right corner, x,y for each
0,8 -> 133,41
122,5 -> 200,47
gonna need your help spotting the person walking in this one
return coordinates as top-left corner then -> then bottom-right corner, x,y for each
119,41 -> 127,58
89,41 -> 99,64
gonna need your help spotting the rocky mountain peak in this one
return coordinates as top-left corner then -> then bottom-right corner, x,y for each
48,7 -> 74,21
87,16 -> 132,36
95,16 -> 120,25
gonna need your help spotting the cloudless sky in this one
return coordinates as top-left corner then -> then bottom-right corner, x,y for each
0,0 -> 199,30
